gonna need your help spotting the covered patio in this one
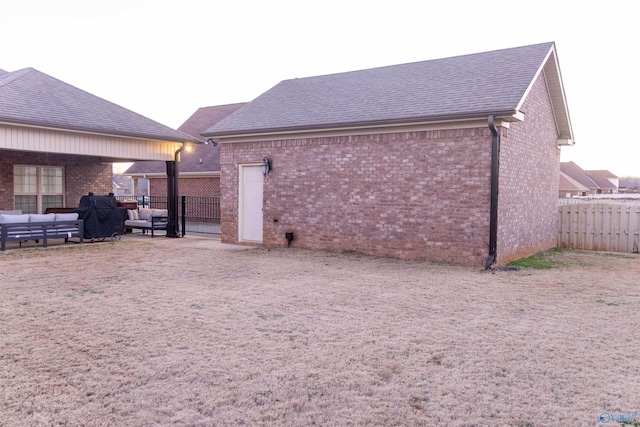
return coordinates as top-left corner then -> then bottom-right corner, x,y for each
0,67 -> 200,238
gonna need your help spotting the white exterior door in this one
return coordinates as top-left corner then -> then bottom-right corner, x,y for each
239,165 -> 264,242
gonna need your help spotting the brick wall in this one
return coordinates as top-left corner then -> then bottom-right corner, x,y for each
0,151 -> 112,210
221,130 -> 494,266
148,176 -> 221,197
496,73 -> 561,264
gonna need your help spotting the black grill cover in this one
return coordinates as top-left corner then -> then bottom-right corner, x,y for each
76,194 -> 126,239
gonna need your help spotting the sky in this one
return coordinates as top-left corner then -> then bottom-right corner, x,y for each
1,0 -> 638,176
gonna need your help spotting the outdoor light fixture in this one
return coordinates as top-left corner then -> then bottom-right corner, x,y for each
205,138 -> 218,146
260,156 -> 272,176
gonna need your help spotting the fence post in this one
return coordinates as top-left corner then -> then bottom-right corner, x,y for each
181,195 -> 186,237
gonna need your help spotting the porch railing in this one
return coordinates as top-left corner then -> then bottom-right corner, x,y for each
115,195 -> 220,236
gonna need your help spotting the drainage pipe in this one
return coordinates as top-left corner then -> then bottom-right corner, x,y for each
485,115 -> 500,269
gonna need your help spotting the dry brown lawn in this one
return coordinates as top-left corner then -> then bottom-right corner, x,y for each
1,237 -> 639,426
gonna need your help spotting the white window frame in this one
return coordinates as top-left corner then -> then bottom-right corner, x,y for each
14,165 -> 65,214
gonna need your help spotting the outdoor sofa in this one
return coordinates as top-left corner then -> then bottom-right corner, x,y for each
0,210 -> 84,251
124,208 -> 168,237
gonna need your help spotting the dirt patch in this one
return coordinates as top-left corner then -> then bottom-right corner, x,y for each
1,239 -> 639,426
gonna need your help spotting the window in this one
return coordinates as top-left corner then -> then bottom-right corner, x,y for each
14,165 -> 64,214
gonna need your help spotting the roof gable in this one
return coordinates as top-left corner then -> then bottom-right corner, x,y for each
204,42 -> 572,141
0,67 -> 198,143
559,171 -> 590,192
125,103 -> 246,175
585,170 -> 619,189
561,162 -> 597,189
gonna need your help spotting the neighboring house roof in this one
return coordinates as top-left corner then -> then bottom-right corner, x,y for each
619,177 -> 640,190
559,171 -> 590,193
560,161 -> 597,189
560,162 -> 620,192
585,170 -> 618,190
0,67 -> 199,143
203,42 -> 573,143
124,103 -> 246,176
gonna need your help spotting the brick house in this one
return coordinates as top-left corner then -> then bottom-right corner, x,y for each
0,67 -> 198,213
124,103 -> 246,198
559,170 -> 590,198
560,161 -> 619,197
203,42 -> 575,267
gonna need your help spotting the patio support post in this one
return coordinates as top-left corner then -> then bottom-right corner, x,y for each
168,143 -> 189,238
166,159 -> 180,238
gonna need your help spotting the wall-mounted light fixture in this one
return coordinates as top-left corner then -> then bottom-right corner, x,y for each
205,138 -> 218,147
260,156 -> 272,176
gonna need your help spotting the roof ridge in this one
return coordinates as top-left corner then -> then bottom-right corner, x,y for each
282,42 -> 556,82
0,67 -> 35,89
0,67 -> 199,143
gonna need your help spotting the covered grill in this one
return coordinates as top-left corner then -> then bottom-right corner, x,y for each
76,193 -> 126,240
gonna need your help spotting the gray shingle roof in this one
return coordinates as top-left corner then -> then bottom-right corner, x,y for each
203,42 -> 556,137
561,162 -> 598,189
125,103 -> 247,175
0,67 -> 199,143
585,170 -> 619,190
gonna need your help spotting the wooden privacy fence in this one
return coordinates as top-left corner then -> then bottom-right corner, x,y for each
558,203 -> 640,253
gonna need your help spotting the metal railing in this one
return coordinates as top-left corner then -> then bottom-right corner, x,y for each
115,195 -> 220,237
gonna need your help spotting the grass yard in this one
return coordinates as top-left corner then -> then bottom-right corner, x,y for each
1,238 -> 639,426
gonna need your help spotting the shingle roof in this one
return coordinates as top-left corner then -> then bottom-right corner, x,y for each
204,42 -> 560,137
560,162 -> 597,189
585,170 -> 618,190
560,163 -> 619,191
559,171 -> 590,192
0,67 -> 199,143
124,103 -> 246,175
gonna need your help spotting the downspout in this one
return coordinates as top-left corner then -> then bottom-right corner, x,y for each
485,115 -> 500,270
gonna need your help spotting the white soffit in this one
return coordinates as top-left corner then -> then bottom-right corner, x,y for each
0,124 -> 182,161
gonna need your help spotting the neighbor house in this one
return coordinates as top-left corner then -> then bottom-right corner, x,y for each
124,103 -> 246,198
558,170 -> 590,198
584,169 -> 619,194
203,42 -> 575,267
560,161 -> 619,196
0,67 -> 198,214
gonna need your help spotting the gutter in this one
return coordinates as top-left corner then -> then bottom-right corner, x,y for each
485,115 -> 500,270
202,109 -> 522,139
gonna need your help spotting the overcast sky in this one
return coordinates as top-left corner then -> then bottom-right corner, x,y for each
1,0 -> 638,176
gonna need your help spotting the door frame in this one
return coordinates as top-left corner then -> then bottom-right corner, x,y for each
238,163 -> 264,243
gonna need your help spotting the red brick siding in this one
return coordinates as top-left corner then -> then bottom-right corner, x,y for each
496,74 -> 560,264
149,177 -> 220,198
0,151 -> 111,210
221,130 -> 494,265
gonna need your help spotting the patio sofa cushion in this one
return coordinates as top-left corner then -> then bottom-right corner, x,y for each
0,210 -> 23,215
55,213 -> 80,221
139,208 -> 154,221
0,214 -> 31,224
29,214 -> 56,222
54,213 -> 81,233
